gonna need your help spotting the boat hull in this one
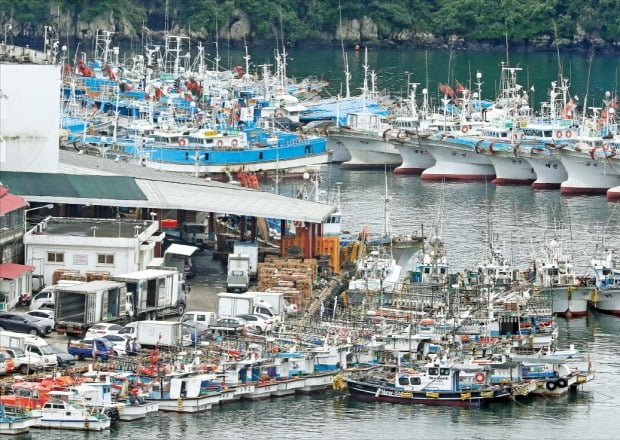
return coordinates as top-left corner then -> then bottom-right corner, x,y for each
547,286 -> 594,317
523,155 -> 567,189
394,142 -> 435,175
335,133 -> 402,170
592,288 -> 620,315
272,378 -> 306,397
327,138 -> 352,163
0,416 -> 38,435
488,154 -> 536,185
558,149 -> 620,195
148,393 -> 220,413
118,402 -> 159,421
420,139 -> 495,181
346,379 -> 508,407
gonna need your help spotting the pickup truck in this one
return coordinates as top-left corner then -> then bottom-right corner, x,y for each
67,338 -> 114,361
1,347 -> 44,375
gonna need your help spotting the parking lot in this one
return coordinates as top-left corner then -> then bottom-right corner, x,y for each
5,247 -> 229,373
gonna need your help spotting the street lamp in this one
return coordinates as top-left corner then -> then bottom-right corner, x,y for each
24,203 -> 54,234
3,24 -> 11,46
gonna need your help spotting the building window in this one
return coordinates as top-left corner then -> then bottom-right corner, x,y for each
97,254 -> 115,266
47,252 -> 64,264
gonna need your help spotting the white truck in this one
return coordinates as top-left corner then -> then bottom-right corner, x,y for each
226,254 -> 251,292
54,280 -> 126,337
216,292 -> 278,319
110,268 -> 187,321
180,222 -> 210,249
248,291 -> 285,320
134,320 -> 189,348
233,241 -> 259,280
0,331 -> 57,370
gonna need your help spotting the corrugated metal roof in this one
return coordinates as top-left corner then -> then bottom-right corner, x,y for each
0,263 -> 34,280
0,150 -> 336,223
0,186 -> 28,214
0,173 -> 146,201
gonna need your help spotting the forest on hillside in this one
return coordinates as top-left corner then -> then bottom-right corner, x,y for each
0,0 -> 618,50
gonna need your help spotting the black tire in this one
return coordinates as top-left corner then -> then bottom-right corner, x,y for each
177,303 -> 186,316
19,365 -> 29,375
546,380 -> 557,391
556,378 -> 568,388
29,329 -> 38,336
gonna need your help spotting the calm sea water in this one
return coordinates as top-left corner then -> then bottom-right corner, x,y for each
29,48 -> 620,439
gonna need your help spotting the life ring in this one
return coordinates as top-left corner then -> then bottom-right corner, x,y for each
178,138 -> 187,146
545,380 -> 557,391
461,125 -> 469,134
565,130 -> 572,138
556,378 -> 568,388
474,372 -> 485,383
556,130 -> 563,139
231,139 -> 238,148
216,139 -> 224,148
276,112 -> 284,117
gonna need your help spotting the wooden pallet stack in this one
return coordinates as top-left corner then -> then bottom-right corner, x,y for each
256,257 -> 317,309
52,269 -> 87,284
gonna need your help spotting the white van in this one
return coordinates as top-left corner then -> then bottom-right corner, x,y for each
180,311 -> 216,326
118,322 -> 137,337
29,280 -> 84,311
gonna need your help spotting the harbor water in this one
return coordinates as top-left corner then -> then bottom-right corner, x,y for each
27,48 -> 620,438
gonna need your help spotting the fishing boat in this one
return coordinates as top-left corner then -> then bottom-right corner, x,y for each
345,359 -> 511,407
146,373 -> 222,412
557,140 -> 620,195
419,134 -> 496,181
590,249 -> 620,314
0,404 -> 38,435
29,391 -> 111,431
532,238 -> 596,317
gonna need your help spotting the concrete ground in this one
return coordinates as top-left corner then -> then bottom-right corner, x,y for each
9,248 -> 228,370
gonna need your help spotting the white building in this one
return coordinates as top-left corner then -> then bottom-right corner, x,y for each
0,263 -> 34,310
24,217 -> 162,285
0,45 -> 61,173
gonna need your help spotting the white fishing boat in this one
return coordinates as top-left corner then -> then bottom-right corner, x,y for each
533,238 -> 595,317
30,392 -> 111,431
393,137 -> 436,175
0,405 -> 38,435
147,373 -> 222,413
590,249 -> 620,314
420,135 -> 496,181
557,141 -> 620,195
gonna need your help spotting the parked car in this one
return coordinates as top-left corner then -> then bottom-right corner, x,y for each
182,321 -> 210,343
25,309 -> 55,330
46,344 -> 76,368
1,346 -> 44,374
67,338 -> 114,360
85,323 -> 123,339
102,334 -> 130,356
0,312 -> 51,336
208,317 -> 248,335
235,313 -> 273,334
180,311 -> 216,325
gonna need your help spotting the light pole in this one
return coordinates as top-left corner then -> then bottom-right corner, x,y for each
3,24 -> 11,46
24,204 -> 54,234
